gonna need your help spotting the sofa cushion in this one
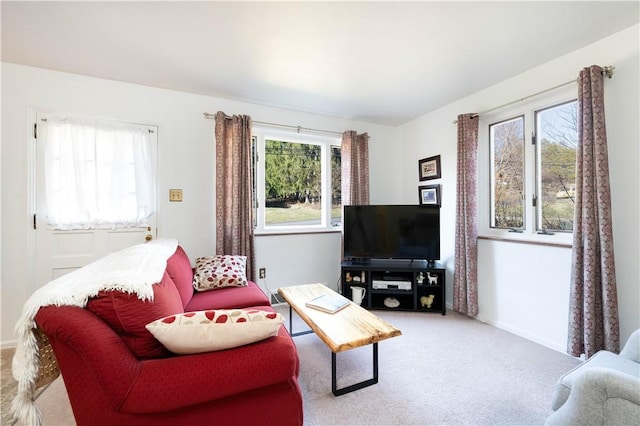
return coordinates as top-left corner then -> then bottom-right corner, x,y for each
186,281 -> 270,311
192,255 -> 248,291
145,308 -> 284,354
86,271 -> 184,358
166,245 -> 194,307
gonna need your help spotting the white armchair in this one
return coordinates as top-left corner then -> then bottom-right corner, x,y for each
545,329 -> 640,426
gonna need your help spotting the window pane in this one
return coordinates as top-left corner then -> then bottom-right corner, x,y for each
536,101 -> 577,231
331,146 -> 342,226
490,116 -> 525,229
264,139 -> 321,226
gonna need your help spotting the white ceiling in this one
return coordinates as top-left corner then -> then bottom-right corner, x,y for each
2,1 -> 639,126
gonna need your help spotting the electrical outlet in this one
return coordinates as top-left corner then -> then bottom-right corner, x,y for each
259,268 -> 266,279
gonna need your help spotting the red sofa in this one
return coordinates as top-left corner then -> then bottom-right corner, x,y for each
34,246 -> 303,426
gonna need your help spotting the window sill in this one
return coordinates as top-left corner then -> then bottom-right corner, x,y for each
255,227 -> 342,237
478,233 -> 572,248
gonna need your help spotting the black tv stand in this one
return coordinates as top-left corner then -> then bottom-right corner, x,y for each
341,259 -> 445,315
348,258 -> 372,265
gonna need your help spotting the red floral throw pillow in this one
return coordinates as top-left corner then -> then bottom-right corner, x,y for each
192,255 -> 248,291
145,309 -> 284,354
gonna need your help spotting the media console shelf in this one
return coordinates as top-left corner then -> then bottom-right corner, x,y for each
341,260 -> 446,315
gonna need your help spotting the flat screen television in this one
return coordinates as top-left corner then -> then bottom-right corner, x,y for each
343,205 -> 440,262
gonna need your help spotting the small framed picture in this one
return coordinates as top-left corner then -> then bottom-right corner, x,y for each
419,184 -> 441,206
418,155 -> 441,181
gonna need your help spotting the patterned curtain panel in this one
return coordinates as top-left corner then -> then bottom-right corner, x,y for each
567,66 -> 619,358
214,111 -> 256,281
341,131 -> 370,206
341,131 -> 369,259
453,114 -> 479,317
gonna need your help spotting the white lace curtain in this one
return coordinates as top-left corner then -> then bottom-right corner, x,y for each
43,116 -> 155,229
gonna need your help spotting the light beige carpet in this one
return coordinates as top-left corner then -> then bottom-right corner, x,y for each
1,347 -> 17,425
1,308 -> 580,425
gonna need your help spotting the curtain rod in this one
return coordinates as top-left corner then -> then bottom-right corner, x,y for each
202,112 -> 344,136
453,65 -> 615,124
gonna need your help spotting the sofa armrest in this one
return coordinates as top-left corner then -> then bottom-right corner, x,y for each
119,325 -> 299,414
620,329 -> 640,363
36,305 -> 144,406
545,367 -> 640,426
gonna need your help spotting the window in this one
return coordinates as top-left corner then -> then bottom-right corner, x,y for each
490,115 -> 525,229
42,116 -> 155,229
252,128 -> 341,233
480,89 -> 577,241
535,101 -> 578,232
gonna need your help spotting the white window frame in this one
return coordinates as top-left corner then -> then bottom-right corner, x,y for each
478,85 -> 576,246
252,127 -> 341,235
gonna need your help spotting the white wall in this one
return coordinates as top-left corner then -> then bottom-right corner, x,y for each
255,232 -> 343,298
398,24 -> 640,352
0,63 -> 399,345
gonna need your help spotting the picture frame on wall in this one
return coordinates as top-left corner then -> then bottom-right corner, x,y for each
418,155 -> 441,181
419,184 -> 441,206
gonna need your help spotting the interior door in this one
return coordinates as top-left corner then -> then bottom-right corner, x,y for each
33,112 -> 158,288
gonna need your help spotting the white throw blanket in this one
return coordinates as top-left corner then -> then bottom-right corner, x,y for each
10,238 -> 179,426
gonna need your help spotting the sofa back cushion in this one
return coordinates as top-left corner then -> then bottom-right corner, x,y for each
186,281 -> 270,311
166,246 -> 195,307
86,271 -> 184,358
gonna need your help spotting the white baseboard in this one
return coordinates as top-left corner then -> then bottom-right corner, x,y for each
477,316 -> 569,355
1,341 -> 17,350
446,302 -> 571,356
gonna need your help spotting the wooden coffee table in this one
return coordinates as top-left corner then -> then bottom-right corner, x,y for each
278,283 -> 402,396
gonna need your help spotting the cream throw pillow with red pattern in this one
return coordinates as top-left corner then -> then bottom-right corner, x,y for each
192,255 -> 248,291
146,309 -> 284,354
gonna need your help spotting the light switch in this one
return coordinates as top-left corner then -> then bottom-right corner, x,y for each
169,189 -> 182,202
